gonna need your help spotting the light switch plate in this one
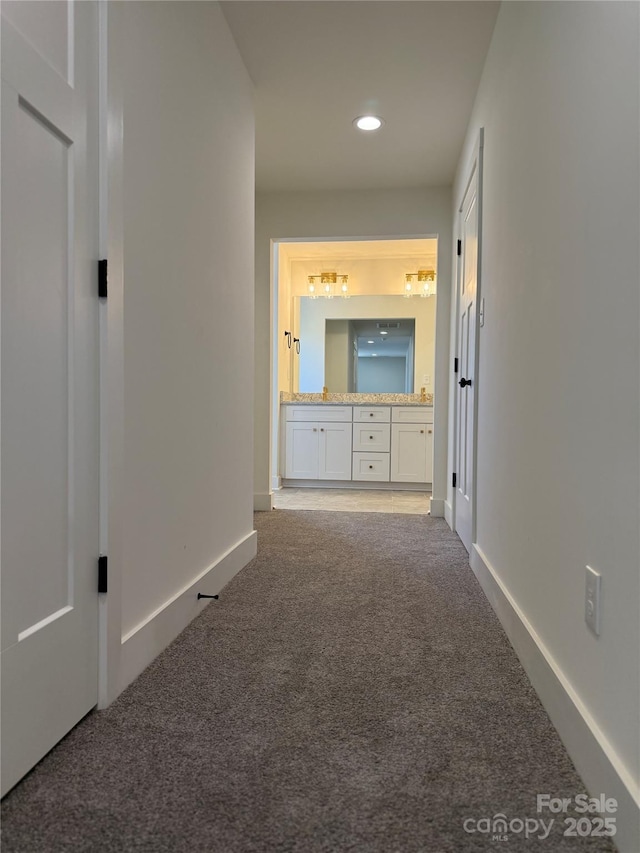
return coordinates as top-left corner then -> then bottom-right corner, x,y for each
585,566 -> 601,635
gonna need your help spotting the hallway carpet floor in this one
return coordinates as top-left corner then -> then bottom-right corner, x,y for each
2,511 -> 615,853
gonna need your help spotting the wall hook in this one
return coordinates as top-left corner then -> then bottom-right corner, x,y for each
197,593 -> 219,600
293,337 -> 301,354
284,330 -> 292,349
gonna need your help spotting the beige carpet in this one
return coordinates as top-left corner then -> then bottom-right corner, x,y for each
1,510 -> 614,852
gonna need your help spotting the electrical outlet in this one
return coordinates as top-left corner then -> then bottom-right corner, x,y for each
585,566 -> 601,636
422,374 -> 430,385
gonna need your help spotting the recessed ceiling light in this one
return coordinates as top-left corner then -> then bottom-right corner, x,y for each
380,330 -> 388,335
372,353 -> 378,357
354,115 -> 383,132
367,340 -> 375,344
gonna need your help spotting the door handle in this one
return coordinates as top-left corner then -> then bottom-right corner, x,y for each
459,377 -> 472,388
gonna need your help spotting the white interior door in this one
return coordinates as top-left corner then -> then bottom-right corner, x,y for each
1,1 -> 100,795
454,160 -> 480,552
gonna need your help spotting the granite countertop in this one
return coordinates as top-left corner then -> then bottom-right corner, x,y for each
280,392 -> 433,407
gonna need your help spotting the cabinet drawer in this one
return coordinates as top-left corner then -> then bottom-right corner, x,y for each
352,452 -> 390,482
285,405 -> 352,422
353,406 -> 391,423
392,406 -> 434,424
352,422 -> 390,452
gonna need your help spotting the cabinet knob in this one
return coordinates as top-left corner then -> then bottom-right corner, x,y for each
369,435 -> 373,440
428,429 -> 432,434
313,428 -> 317,432
320,428 -> 324,432
369,413 -> 374,417
420,429 -> 424,434
369,465 -> 373,469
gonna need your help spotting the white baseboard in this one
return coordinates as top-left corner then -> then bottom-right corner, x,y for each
281,479 -> 431,492
120,530 -> 257,693
253,492 -> 273,511
470,544 -> 640,853
429,497 -> 445,517
444,499 -> 453,528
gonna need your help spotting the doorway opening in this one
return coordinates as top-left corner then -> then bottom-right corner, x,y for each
270,237 -> 438,513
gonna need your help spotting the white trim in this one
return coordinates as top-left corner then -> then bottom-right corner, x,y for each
470,543 -> 640,853
444,500 -> 453,528
97,0 -> 125,709
428,497 -> 445,517
281,479 -> 431,492
120,530 -> 257,692
254,492 -> 274,511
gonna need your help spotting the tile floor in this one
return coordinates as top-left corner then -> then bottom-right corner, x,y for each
272,487 -> 431,514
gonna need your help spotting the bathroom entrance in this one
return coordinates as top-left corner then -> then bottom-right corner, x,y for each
271,237 -> 439,514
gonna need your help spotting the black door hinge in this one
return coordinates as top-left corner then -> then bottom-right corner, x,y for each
98,555 -> 108,593
454,357 -> 459,374
457,239 -> 462,256
98,259 -> 108,299
452,473 -> 457,488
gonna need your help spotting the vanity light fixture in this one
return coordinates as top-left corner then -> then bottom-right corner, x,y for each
307,272 -> 349,299
404,270 -> 437,298
354,115 -> 383,131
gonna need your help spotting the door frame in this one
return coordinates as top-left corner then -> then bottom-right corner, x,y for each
268,233 -> 443,505
451,128 -> 484,547
97,0 -> 125,708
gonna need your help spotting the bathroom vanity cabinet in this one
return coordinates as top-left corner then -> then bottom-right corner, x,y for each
282,404 -> 433,486
284,406 -> 352,480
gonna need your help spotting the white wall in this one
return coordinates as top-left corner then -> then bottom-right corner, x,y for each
450,2 -> 639,846
119,1 -> 256,686
324,320 -> 350,392
256,187 -> 452,510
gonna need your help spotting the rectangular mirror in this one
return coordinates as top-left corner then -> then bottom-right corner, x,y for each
325,318 -> 416,393
295,294 -> 435,394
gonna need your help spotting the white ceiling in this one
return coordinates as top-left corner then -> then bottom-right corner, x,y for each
220,1 -> 500,192
354,318 -> 414,357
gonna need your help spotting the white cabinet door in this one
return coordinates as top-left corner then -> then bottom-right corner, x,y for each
318,423 -> 352,480
390,424 -> 433,483
1,3 -> 100,795
285,422 -> 319,478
